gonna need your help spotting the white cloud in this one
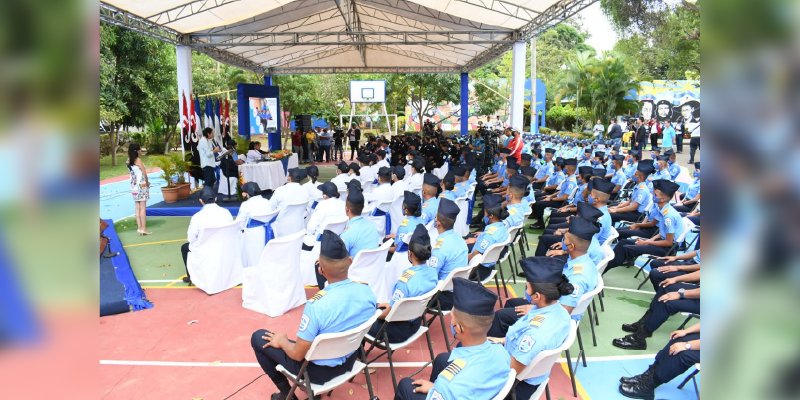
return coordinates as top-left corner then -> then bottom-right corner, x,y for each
578,3 -> 619,53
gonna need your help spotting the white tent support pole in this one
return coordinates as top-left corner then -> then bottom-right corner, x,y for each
348,103 -> 355,129
382,103 -> 391,136
510,41 -> 525,131
176,45 -> 193,160
530,37 -> 536,134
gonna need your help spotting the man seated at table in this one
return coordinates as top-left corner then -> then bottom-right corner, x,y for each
269,167 -> 310,212
250,230 -> 377,400
180,186 -> 233,285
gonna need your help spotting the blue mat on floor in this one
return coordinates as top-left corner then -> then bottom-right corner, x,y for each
100,219 -> 153,316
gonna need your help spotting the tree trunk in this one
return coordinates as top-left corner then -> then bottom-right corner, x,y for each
111,123 -> 119,166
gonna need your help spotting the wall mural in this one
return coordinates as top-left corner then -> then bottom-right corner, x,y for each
635,80 -> 700,126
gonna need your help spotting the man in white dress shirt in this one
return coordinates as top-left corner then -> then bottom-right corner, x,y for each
180,186 -> 233,284
365,167 -> 394,213
197,128 -> 220,188
269,168 -> 310,212
235,182 -> 271,228
375,149 -> 390,169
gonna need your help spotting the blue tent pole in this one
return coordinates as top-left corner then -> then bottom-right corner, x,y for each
264,75 -> 272,86
460,72 -> 469,137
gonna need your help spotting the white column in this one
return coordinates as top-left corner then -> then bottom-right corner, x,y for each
530,37 -> 537,133
510,41 -> 525,131
176,46 -> 193,158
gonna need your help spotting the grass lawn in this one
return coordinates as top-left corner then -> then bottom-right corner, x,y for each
100,153 -> 154,181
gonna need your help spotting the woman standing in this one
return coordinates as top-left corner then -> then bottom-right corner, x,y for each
127,143 -> 151,235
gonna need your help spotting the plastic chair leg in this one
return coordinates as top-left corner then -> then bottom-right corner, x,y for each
565,349 -> 577,397
589,308 -> 598,347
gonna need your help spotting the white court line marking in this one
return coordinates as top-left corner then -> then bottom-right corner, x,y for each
604,286 -> 656,295
138,280 -> 182,283
100,354 -> 656,368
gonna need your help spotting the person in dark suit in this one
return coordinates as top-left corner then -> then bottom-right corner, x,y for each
635,117 -> 648,152
347,123 -> 361,161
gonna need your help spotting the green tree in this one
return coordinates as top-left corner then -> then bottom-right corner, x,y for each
272,75 -> 319,130
387,74 -> 460,128
587,54 -> 640,121
556,50 -> 595,126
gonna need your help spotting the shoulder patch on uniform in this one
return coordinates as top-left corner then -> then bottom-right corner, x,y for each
429,390 -> 444,400
434,238 -> 445,249
508,208 -> 517,216
661,208 -> 669,216
399,269 -> 416,283
299,315 -> 310,331
573,264 -> 585,274
486,226 -> 498,235
440,359 -> 467,381
530,314 -> 546,327
518,335 -> 536,353
309,290 -> 327,302
400,218 -> 409,227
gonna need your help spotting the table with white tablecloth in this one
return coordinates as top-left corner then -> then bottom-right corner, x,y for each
286,153 -> 298,170
238,161 -> 286,191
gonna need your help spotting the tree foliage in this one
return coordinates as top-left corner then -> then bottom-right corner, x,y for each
387,74 -> 460,125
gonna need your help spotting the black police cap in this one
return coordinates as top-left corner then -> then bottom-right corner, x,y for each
403,190 -> 421,209
317,182 -> 339,198
443,172 -> 455,184
520,256 -> 566,284
346,185 -> 365,205
320,230 -> 349,260
242,182 -> 261,197
378,166 -> 392,178
568,216 -> 600,241
347,179 -> 362,193
564,158 -> 578,166
288,167 -> 307,182
423,173 -> 440,187
393,165 -> 406,179
520,166 -> 537,178
510,174 -> 529,189
409,224 -> 430,247
452,277 -> 497,316
591,178 -> 615,195
450,165 -> 466,176
577,202 -> 603,221
653,179 -> 680,197
578,166 -> 593,176
637,160 -> 655,174
437,198 -> 460,220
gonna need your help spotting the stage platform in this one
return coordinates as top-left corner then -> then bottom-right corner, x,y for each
146,191 -> 242,217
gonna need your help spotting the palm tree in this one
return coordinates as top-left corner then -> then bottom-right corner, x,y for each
588,54 -> 639,121
556,50 -> 594,129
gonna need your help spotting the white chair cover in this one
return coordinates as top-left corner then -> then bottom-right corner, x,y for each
273,201 -> 308,237
348,240 -> 393,303
241,209 -> 280,268
454,197 -> 469,236
366,200 -> 394,236
388,194 -> 405,235
186,221 -> 244,295
242,230 -> 306,317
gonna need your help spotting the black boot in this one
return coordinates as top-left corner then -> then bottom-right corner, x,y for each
622,310 -> 651,333
612,330 -> 648,350
620,365 -> 654,385
619,366 -> 656,399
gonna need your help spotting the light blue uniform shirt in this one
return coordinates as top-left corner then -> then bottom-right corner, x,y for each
606,161 -> 616,176
624,162 -> 638,180
535,161 -> 554,181
394,215 -> 424,249
504,201 -> 529,228
454,181 -> 468,198
686,178 -> 700,200
523,184 -> 536,204
611,168 -> 628,188
427,341 -> 511,400
657,203 -> 685,241
597,205 -> 612,244
474,222 -> 509,267
429,229 -> 469,281
504,302 -> 571,385
662,126 -> 675,147
556,174 -> 577,197
651,168 -> 672,182
546,169 -> 565,187
340,216 -> 381,258
440,190 -> 457,201
561,254 -> 598,313
631,181 -> 653,213
469,169 -> 476,183
421,196 -> 440,225
390,264 -> 438,306
667,162 -> 681,180
569,183 -> 587,206
588,236 -> 604,265
297,279 -> 377,366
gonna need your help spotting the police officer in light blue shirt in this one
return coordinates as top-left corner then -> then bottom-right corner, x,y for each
339,184 -> 381,258
467,194 -> 510,281
651,155 -> 673,181
391,191 -> 424,253
504,175 -> 530,228
427,198 -> 469,310
439,172 -> 458,201
496,256 -> 573,400
371,224 -> 438,344
610,154 -> 628,195
577,148 -> 593,169
609,159 -> 655,223
450,165 -> 469,198
560,217 -> 600,317
623,151 -> 640,180
394,278 -> 511,400
420,173 -> 441,224
664,149 -> 681,180
531,148 -> 555,189
251,230 -> 377,399
675,162 -> 701,213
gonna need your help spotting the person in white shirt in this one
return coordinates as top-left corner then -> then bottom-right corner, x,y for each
302,165 -> 323,204
197,128 -> 219,188
330,161 -> 353,193
365,167 -> 394,213
391,166 -> 409,199
375,149 -> 390,170
406,157 -> 425,195
593,119 -> 605,142
269,168 -> 310,212
235,182 -> 271,229
305,182 -> 347,241
180,186 -> 233,284
246,141 -> 264,163
357,155 -> 377,189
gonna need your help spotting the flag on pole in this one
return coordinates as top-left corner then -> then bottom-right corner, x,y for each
189,93 -> 196,137
223,99 -> 231,139
193,95 -> 202,142
181,92 -> 189,149
213,98 -> 222,144
204,98 -> 212,132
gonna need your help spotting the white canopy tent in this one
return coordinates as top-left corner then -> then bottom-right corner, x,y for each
100,0 -> 596,132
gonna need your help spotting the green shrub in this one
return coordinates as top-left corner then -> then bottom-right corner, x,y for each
539,127 -> 552,134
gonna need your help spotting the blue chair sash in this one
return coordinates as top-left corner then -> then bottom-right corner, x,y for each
395,241 -> 408,253
311,200 -> 318,209
246,215 -> 278,245
371,208 -> 391,236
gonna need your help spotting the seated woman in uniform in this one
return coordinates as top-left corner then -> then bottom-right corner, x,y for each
369,225 -> 438,344
386,191 -> 423,256
465,193 -> 509,281
489,256 -> 574,400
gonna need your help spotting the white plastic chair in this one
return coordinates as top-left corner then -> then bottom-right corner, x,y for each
186,220 -> 244,295
479,238 -> 513,304
425,256 -> 482,352
242,230 -> 306,317
454,197 -> 470,236
348,239 -> 393,303
299,216 -> 350,287
273,201 -> 308,237
241,209 -> 280,268
365,286 -> 439,388
387,194 -> 405,235
514,320 -> 579,400
632,217 -> 693,289
602,226 -> 620,248
491,369 -> 518,400
276,310 -> 382,400
565,277 -> 605,397
366,200 -> 394,236
384,234 -> 413,294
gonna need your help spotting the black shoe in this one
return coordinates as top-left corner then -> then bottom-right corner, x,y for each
270,392 -> 287,400
182,276 -> 192,284
529,223 -> 544,229
620,366 -> 653,385
517,271 -> 526,278
613,333 -> 647,350
622,321 -> 642,333
618,369 -> 655,400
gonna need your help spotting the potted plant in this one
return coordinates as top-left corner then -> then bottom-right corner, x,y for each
152,155 -> 180,203
171,153 -> 191,199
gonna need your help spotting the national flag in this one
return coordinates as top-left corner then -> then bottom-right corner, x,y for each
181,92 -> 189,146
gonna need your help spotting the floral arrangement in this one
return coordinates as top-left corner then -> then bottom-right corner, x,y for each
270,149 -> 292,160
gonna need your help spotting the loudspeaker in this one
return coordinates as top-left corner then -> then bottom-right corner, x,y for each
295,114 -> 312,132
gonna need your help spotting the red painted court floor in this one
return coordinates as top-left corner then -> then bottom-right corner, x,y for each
99,287 -> 586,400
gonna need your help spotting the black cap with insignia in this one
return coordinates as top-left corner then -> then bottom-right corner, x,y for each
452,277 -> 497,316
437,197 -> 460,220
520,166 -> 537,178
348,162 -> 361,173
568,216 -> 600,241
393,165 -> 406,179
288,167 -> 307,182
409,223 -> 430,247
411,158 -> 425,171
592,178 -> 615,195
306,165 -> 319,177
347,179 -> 362,193
403,190 -> 421,210
337,161 -> 349,172
612,155 -> 625,162
520,256 -> 566,284
423,173 -> 440,187
378,166 -> 392,178
346,185 -> 365,206
564,158 -> 578,166
653,179 -> 680,197
577,202 -> 603,221
578,166 -> 593,176
510,174 -> 529,189
320,230 -> 349,260
656,155 -> 670,162
545,148 -> 556,154
595,151 -> 606,159
637,159 -> 655,175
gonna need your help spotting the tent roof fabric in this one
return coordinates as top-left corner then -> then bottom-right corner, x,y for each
100,0 -> 597,74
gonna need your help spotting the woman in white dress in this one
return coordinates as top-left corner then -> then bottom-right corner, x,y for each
127,143 -> 151,235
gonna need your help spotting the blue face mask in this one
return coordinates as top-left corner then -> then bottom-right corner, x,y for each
483,216 -> 489,225
450,324 -> 458,338
693,171 -> 700,178
655,164 -> 662,171
561,238 -> 568,251
591,160 -> 599,166
627,159 -> 634,165
652,194 -> 660,204
588,195 -> 595,205
668,160 -> 674,165
524,291 -> 532,303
